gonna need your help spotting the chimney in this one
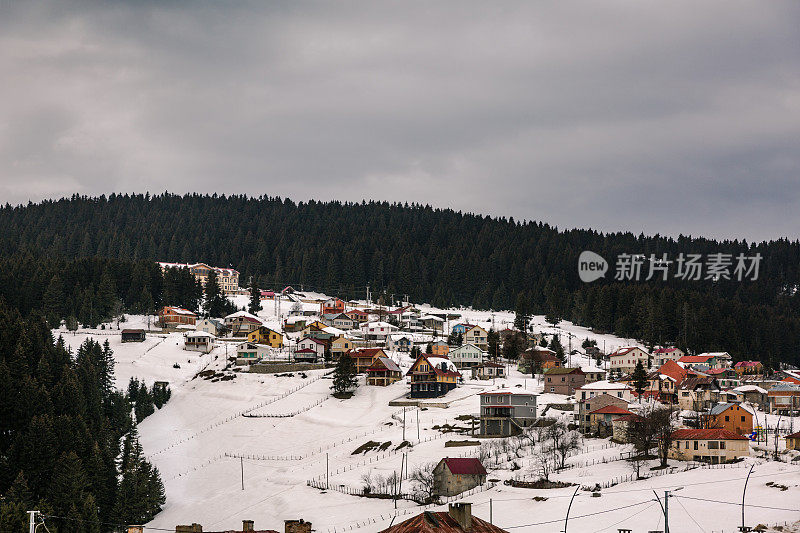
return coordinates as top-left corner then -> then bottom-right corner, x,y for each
176,525 -> 203,533
448,503 -> 472,532
285,519 -> 312,533
127,527 -> 144,533
243,520 -> 254,532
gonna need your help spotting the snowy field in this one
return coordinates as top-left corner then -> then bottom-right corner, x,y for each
53,299 -> 800,533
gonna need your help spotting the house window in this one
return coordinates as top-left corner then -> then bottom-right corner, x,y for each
720,441 -> 726,450
693,441 -> 698,450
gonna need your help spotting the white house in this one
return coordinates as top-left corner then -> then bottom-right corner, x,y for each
361,321 -> 398,340
449,343 -> 486,369
224,310 -> 263,336
184,331 -> 215,354
196,318 -> 224,336
236,342 -> 271,364
652,347 -> 685,367
609,346 -> 650,373
296,336 -> 326,359
575,380 -> 634,402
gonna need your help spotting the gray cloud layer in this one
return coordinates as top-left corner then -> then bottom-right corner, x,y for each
1,1 -> 799,241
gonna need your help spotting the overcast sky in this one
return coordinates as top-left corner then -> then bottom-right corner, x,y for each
1,1 -> 799,241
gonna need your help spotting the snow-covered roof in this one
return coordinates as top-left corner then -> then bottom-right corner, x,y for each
419,314 -> 444,322
186,331 -> 215,338
581,365 -> 606,373
733,384 -> 767,394
323,326 -> 346,336
578,380 -> 632,391
225,310 -> 261,321
426,356 -> 458,373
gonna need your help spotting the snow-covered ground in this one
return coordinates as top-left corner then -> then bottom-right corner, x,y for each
52,299 -> 800,533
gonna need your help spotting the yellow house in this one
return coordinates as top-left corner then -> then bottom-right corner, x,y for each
331,336 -> 353,356
464,326 -> 489,350
247,326 -> 283,348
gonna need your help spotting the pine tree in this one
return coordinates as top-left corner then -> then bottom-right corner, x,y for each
331,353 -> 358,396
513,292 -> 530,332
550,335 -> 566,365
42,274 -> 65,328
632,361 -> 649,395
203,270 -> 225,317
248,276 -> 262,315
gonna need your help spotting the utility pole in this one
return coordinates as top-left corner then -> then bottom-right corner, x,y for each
403,407 -> 406,441
489,499 -> 493,525
28,511 -> 38,533
563,486 -> 580,533
417,408 -> 420,440
326,452 -> 330,489
742,464 -> 755,531
241,457 -> 244,490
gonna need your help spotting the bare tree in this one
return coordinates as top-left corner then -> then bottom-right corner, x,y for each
651,407 -> 678,467
536,445 -> 554,481
408,462 -> 437,501
626,452 -> 648,479
546,421 -> 582,469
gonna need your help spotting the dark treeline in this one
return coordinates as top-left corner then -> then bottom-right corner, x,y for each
1,193 -> 799,365
0,304 -> 166,531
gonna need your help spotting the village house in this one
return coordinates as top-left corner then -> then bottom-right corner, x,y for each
386,334 -> 412,352
767,382 -> 800,414
543,367 -> 585,395
430,340 -> 450,356
608,346 -> 650,374
344,309 -> 370,323
378,503 -> 507,533
319,297 -> 345,316
448,343 -> 485,369
295,336 -> 327,361
321,313 -> 355,330
432,458 -> 487,497
679,352 -> 731,370
677,376 -> 723,411
464,325 -> 489,350
734,361 -> 764,375
158,262 -> 241,295
365,356 -> 402,386
576,380 -> 634,402
360,321 -> 398,341
588,405 -> 634,436
669,428 -> 750,464
184,331 -> 214,354
407,354 -> 461,399
575,392 -> 630,433
612,413 -> 645,443
786,431 -> 800,451
521,347 -> 561,371
652,347 -> 685,367
581,365 -> 607,384
159,306 -> 198,328
121,329 -> 146,342
247,326 -> 283,348
706,403 -> 753,436
348,348 -> 387,373
479,391 -> 537,436
224,311 -> 263,337
282,316 -> 308,333
450,323 -> 473,336
420,315 -> 445,332
236,342 -> 271,365
472,361 -> 505,380
330,336 -> 353,357
196,318 -> 225,337
732,384 -> 769,411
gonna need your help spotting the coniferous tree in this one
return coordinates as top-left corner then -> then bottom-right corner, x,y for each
550,335 -> 566,365
248,276 -> 262,315
331,353 -> 358,395
632,361 -> 649,395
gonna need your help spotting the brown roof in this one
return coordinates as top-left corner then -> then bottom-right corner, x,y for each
543,367 -> 584,375
348,348 -> 384,358
590,405 -> 632,415
379,511 -> 507,533
786,431 -> 800,439
671,428 -> 749,441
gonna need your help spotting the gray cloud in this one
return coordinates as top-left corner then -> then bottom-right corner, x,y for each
1,1 -> 799,241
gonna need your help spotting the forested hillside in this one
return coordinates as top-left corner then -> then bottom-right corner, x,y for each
1,193 -> 799,366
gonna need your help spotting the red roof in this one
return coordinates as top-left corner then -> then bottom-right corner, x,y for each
442,458 -> 487,476
658,360 -> 688,383
589,405 -> 632,415
613,414 -> 644,422
379,511 -> 506,533
671,428 -> 749,441
654,347 -> 680,354
734,361 -> 762,368
294,348 -> 317,354
348,348 -> 384,358
679,355 -> 715,363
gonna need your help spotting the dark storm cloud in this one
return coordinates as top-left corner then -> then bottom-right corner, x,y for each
1,1 -> 799,241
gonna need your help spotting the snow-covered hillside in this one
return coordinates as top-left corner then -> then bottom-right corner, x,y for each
53,300 -> 800,533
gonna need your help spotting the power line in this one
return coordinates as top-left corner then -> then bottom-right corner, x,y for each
674,495 -> 800,513
503,499 -> 654,529
674,496 -> 706,533
590,502 -> 658,533
41,514 -> 174,532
